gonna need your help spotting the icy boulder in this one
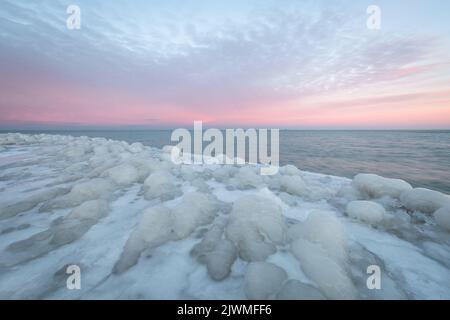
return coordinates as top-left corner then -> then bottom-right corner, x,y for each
226,195 -> 285,261
190,223 -> 237,280
434,207 -> 450,232
276,279 -> 325,300
143,171 -> 180,201
172,192 -> 219,239
346,200 -> 385,225
291,239 -> 356,299
128,142 -> 144,153
244,262 -> 287,299
287,210 -> 348,265
39,178 -> 114,211
114,206 -> 173,274
65,199 -> 109,221
206,240 -> 238,281
352,173 -> 412,199
104,164 -> 140,186
400,188 -> 450,213
280,164 -> 302,176
235,166 -> 262,189
280,175 -> 308,197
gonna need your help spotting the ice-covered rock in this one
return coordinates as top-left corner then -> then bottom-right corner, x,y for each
104,164 -> 140,186
172,192 -> 219,239
143,171 -> 180,201
235,166 -> 262,189
280,164 -> 302,176
206,240 -> 237,281
226,195 -> 284,261
65,199 -> 109,221
400,188 -> 450,213
287,210 -> 348,265
346,200 -> 385,225
114,206 -> 173,274
434,207 -> 450,232
280,175 -> 308,197
352,174 -> 412,199
291,239 -> 356,299
244,262 -> 287,299
39,178 -> 114,211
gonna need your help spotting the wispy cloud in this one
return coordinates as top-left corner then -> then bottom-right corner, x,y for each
0,0 -> 449,128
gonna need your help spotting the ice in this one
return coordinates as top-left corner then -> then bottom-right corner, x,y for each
66,199 -> 109,221
1,133 -> 450,300
400,188 -> 450,213
434,207 -> 450,232
39,178 -> 114,211
172,192 -> 219,239
280,164 -> 302,176
280,175 -> 308,197
244,262 -> 288,299
114,206 -> 173,274
291,238 -> 356,299
352,173 -> 412,199
235,166 -> 262,189
143,171 -> 180,201
287,210 -> 348,265
346,200 -> 386,225
104,164 -> 140,186
226,195 -> 284,261
205,240 -> 238,281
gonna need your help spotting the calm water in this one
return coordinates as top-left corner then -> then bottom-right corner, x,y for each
3,130 -> 450,193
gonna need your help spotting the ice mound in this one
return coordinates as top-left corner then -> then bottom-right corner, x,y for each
191,223 -> 237,280
280,175 -> 308,197
104,164 -> 140,186
291,238 -> 356,299
39,178 -> 114,211
352,173 -> 412,199
65,199 -> 109,221
1,133 -> 450,300
226,195 -> 285,261
114,206 -> 173,274
346,200 -> 386,225
244,262 -> 288,299
172,192 -> 219,239
400,188 -> 450,213
434,207 -> 450,232
287,210 -> 348,265
280,164 -> 302,176
143,171 -> 180,201
235,166 -> 262,189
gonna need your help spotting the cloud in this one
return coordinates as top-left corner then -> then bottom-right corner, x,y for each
0,0 -> 449,127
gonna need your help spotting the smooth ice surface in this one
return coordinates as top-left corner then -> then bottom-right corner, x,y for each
1,133 -> 450,300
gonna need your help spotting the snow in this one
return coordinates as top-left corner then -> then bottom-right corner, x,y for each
346,200 -> 386,225
1,132 -> 450,300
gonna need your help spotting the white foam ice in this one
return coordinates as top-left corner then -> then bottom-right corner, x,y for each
0,133 -> 450,300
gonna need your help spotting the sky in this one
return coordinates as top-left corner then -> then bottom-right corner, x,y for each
0,0 -> 449,129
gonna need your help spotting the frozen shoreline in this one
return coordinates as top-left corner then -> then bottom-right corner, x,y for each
0,133 -> 450,299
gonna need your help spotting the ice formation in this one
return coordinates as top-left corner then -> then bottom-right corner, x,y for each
1,133 -> 450,300
346,201 -> 386,225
